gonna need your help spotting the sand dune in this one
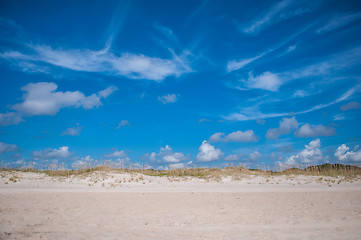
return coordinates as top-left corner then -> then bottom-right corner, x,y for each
1,171 -> 361,239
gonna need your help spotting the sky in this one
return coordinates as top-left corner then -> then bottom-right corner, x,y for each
0,0 -> 361,170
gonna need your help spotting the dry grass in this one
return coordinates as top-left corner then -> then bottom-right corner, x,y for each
1,163 -> 360,181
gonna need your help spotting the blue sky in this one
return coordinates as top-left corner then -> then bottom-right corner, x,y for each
1,0 -> 361,170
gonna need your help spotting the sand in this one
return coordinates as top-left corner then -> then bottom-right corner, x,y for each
1,171 -> 361,239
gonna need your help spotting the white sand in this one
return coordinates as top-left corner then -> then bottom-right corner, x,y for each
1,170 -> 361,239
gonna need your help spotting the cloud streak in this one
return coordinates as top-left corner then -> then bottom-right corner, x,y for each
224,85 -> 359,122
317,12 -> 361,34
0,44 -> 192,81
242,0 -> 316,34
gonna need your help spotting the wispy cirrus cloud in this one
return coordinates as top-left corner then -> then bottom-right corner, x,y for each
231,46 -> 361,92
317,12 -> 361,34
226,51 -> 268,72
224,85 -> 359,121
242,0 -> 318,34
0,44 -> 192,81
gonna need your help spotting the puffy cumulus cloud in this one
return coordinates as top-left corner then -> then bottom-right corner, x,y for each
340,101 -> 361,111
33,146 -> 72,160
12,82 -> 117,116
0,44 -> 191,81
224,154 -> 243,161
335,144 -> 361,162
71,155 -> 95,168
0,112 -> 24,126
286,139 -> 322,165
116,120 -> 131,129
61,126 -> 83,136
294,124 -> 336,138
249,151 -> 262,161
102,149 -> 132,168
105,150 -> 127,158
246,72 -> 282,91
158,94 -> 178,104
0,142 -> 18,154
266,117 -> 298,139
209,132 -> 225,142
196,141 -> 224,162
147,145 -> 188,164
209,130 -> 259,143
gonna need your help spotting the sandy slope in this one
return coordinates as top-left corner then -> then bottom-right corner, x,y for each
1,171 -> 361,240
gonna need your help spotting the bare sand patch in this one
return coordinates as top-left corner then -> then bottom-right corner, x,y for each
1,170 -> 361,239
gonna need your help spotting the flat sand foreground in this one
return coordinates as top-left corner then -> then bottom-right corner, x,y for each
1,172 -> 361,239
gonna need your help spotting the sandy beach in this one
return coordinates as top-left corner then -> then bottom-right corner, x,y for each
1,170 -> 361,240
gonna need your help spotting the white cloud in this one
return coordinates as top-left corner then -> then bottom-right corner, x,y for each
266,117 -> 298,139
147,145 -> 188,164
196,141 -> 224,162
246,72 -> 282,91
243,0 -> 316,34
224,86 -> 358,121
116,120 -> 130,129
231,46 -> 361,96
0,142 -> 18,154
158,94 -> 178,104
340,101 -> 361,111
33,146 -> 72,160
80,155 -> 95,162
98,86 -> 118,98
317,12 -> 361,34
226,130 -> 259,142
286,139 -> 322,165
335,144 -> 361,162
105,149 -> 129,159
224,154 -> 243,161
256,119 -> 266,125
227,53 -> 266,72
209,130 -> 259,142
199,118 -> 211,123
333,114 -> 345,121
12,82 -> 117,116
0,44 -> 191,81
294,124 -> 336,138
61,126 -> 83,136
0,112 -> 24,126
249,151 -> 262,161
209,132 -> 225,142
168,163 -> 185,169
103,149 -> 131,167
